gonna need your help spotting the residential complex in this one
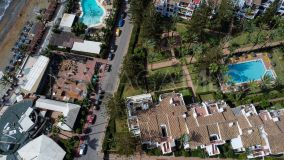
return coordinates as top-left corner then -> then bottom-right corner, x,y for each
154,0 -> 284,19
154,0 -> 201,19
127,93 -> 284,158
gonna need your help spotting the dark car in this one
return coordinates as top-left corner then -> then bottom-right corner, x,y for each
110,44 -> 116,52
117,18 -> 125,27
108,53 -> 113,61
121,12 -> 127,19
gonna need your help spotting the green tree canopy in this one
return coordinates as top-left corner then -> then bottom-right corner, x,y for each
72,22 -> 87,36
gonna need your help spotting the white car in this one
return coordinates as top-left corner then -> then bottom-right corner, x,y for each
79,144 -> 87,155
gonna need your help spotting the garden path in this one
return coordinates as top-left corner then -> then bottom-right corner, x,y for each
253,97 -> 284,106
147,55 -> 197,97
182,65 -> 196,97
223,40 -> 284,55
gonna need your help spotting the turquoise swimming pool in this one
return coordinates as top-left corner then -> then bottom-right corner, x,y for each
226,59 -> 275,84
80,0 -> 105,27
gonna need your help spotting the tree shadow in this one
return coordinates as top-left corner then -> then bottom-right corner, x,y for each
87,137 -> 99,150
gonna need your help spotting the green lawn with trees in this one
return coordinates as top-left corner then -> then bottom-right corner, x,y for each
148,66 -> 186,91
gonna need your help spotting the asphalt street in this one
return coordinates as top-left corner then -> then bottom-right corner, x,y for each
76,3 -> 133,160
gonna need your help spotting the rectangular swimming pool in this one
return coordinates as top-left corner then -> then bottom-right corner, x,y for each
226,59 -> 275,84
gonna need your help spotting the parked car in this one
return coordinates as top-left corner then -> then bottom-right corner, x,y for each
117,18 -> 125,27
94,105 -> 100,110
87,114 -> 96,124
115,28 -> 121,37
110,44 -> 116,52
108,53 -> 113,61
79,144 -> 87,155
121,12 -> 127,19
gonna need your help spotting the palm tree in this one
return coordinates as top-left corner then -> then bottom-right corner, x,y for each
260,74 -> 272,91
248,80 -> 259,92
272,77 -> 282,90
209,63 -> 219,76
57,114 -> 72,130
72,22 -> 87,36
51,125 -> 60,137
143,39 -> 156,52
189,43 -> 203,64
0,73 -> 12,85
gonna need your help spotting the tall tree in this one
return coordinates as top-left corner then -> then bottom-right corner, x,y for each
256,0 -> 280,26
72,22 -> 87,36
214,0 -> 234,33
123,48 -> 146,86
129,0 -> 151,25
140,4 -> 162,40
187,2 -> 212,42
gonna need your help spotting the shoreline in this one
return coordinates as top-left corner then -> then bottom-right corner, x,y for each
79,0 -> 107,28
0,0 -> 28,71
0,0 -> 49,71
0,0 -> 13,21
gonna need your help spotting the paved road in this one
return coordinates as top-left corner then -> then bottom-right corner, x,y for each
76,3 -> 133,160
101,5 -> 133,93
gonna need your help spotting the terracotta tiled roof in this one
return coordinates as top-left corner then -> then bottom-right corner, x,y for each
185,111 -> 199,128
267,133 -> 284,154
247,115 -> 263,127
219,121 -> 240,140
276,115 -> 284,133
236,115 -> 251,130
207,123 -> 219,136
241,127 -> 265,148
137,96 -> 187,142
222,107 -> 236,121
188,126 -> 210,148
263,120 -> 282,136
197,112 -> 225,126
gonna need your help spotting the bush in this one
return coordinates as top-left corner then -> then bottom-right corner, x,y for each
146,148 -> 162,156
58,137 -> 79,160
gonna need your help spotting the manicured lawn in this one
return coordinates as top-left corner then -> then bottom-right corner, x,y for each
187,64 -> 218,94
148,50 -> 172,63
176,22 -> 187,34
178,88 -> 193,104
122,84 -> 144,98
272,48 -> 284,83
115,118 -> 128,133
148,66 -> 187,91
229,29 -> 284,49
199,93 -> 215,101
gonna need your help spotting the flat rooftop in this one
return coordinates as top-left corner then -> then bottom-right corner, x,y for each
59,13 -> 76,28
72,40 -> 102,55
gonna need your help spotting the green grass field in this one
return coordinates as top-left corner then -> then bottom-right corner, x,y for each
187,64 -> 218,94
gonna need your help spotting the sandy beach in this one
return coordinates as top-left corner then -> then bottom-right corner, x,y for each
0,0 -> 49,71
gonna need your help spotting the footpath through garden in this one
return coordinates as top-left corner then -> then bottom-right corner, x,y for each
223,40 -> 284,55
148,55 -> 197,96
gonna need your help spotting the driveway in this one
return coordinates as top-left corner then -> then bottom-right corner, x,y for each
76,3 -> 133,160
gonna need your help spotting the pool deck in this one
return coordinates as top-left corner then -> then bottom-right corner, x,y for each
229,53 -> 272,70
222,53 -> 273,92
